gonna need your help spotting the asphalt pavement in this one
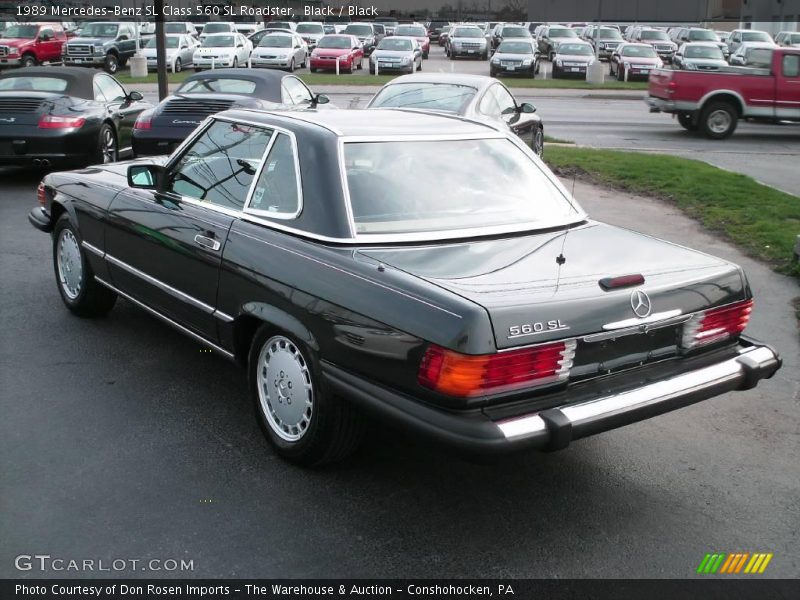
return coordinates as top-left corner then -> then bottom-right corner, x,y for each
1,165 -> 797,578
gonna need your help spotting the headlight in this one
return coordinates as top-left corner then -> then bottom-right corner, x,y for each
491,57 -> 500,64
522,58 -> 532,65
556,59 -> 562,67
588,58 -> 596,66
685,62 -> 697,70
401,56 -> 410,63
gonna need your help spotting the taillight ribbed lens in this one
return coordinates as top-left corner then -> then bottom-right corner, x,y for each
681,299 -> 753,349
418,340 -> 576,397
37,182 -> 47,206
38,115 -> 85,129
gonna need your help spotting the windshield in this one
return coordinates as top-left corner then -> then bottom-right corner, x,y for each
598,28 -> 622,40
685,45 -> 724,59
344,139 -> 576,235
259,35 -> 292,48
743,31 -> 772,43
621,45 -> 657,57
641,30 -> 669,41
378,38 -> 413,51
317,36 -> 350,49
2,25 -> 38,38
452,27 -> 482,38
80,23 -> 118,38
370,82 -> 476,113
296,24 -> 323,34
395,26 -> 426,37
147,36 -> 180,49
688,29 -> 718,41
201,35 -> 234,48
344,25 -> 372,36
0,76 -> 68,92
558,43 -> 593,55
177,78 -> 257,94
549,27 -> 577,38
502,27 -> 530,38
266,22 -> 292,30
203,23 -> 231,34
164,23 -> 187,34
498,41 -> 534,54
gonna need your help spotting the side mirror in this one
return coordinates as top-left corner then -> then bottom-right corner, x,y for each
310,93 -> 330,108
519,102 -> 536,113
181,45 -> 188,50
127,90 -> 144,101
237,44 -> 243,48
127,164 -> 166,190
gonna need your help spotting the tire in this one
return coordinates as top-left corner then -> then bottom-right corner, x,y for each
301,55 -> 307,68
609,61 -> 615,76
249,328 -> 365,466
357,58 -> 363,70
677,112 -> 699,131
287,58 -> 293,72
423,51 -> 428,59
449,52 -> 455,61
700,101 -> 738,139
92,123 -> 118,165
52,215 -> 117,318
552,66 -> 560,79
532,126 -> 544,158
534,59 -> 540,75
481,51 -> 488,60
310,67 -> 318,73
21,53 -> 37,68
490,68 -> 497,78
119,58 -> 128,68
104,53 -> 119,74
617,66 -> 624,81
417,59 -> 422,71
174,57 -> 182,73
369,66 -> 375,75
233,57 -> 239,68
549,51 -> 555,62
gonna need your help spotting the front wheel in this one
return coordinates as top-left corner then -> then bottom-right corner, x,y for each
249,329 -> 365,466
174,57 -> 182,73
700,101 -> 738,139
532,126 -> 544,157
21,53 -> 37,68
104,53 -> 119,74
287,58 -> 293,72
52,215 -> 117,317
232,57 -> 239,68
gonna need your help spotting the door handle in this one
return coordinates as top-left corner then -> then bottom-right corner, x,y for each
194,234 -> 221,251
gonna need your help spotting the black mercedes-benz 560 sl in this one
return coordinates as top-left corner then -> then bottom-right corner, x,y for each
28,109 -> 781,466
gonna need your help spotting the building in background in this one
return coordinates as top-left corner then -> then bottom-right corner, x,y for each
740,0 -> 799,33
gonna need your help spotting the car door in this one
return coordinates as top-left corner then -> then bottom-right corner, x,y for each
105,119 -> 274,339
94,73 -> 144,153
477,83 -> 536,146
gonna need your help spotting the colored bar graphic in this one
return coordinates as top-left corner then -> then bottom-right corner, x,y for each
699,552 -> 773,574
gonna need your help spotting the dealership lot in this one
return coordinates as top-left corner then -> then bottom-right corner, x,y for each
1,163 -> 797,577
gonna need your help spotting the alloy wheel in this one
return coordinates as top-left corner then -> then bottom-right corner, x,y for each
57,229 -> 82,300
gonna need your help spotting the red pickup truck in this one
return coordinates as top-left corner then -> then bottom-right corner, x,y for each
0,23 -> 67,68
647,47 -> 800,138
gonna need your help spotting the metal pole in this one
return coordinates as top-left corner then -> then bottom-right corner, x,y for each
154,0 -> 168,101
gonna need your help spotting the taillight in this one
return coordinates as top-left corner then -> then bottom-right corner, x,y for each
37,182 -> 47,206
134,113 -> 153,130
38,115 -> 86,129
681,299 -> 753,350
418,340 -> 576,397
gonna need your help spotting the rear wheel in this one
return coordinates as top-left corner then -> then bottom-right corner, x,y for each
700,101 -> 738,139
52,215 -> 117,317
287,58 -> 294,72
677,112 -> 698,131
249,328 -> 365,466
21,53 -> 37,68
532,126 -> 544,157
93,124 -> 118,165
232,57 -> 239,68
174,57 -> 182,72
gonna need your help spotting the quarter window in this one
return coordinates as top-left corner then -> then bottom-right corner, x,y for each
167,120 -> 274,210
281,77 -> 313,105
247,133 -> 301,218
94,74 -> 126,102
783,55 -> 799,77
479,84 -> 516,118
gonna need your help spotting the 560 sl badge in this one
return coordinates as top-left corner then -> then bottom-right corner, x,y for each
508,319 -> 570,339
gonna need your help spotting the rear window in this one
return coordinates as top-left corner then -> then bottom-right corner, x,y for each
177,78 -> 257,94
296,24 -> 323,34
502,27 -> 530,38
395,26 -> 426,37
747,48 -> 773,67
317,36 -> 350,49
0,76 -> 69,92
344,25 -> 373,36
204,23 -> 232,34
370,82 -> 476,113
343,139 -> 576,235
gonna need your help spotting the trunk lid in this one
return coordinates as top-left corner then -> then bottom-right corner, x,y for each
358,222 -> 746,353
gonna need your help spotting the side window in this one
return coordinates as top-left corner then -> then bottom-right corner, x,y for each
247,133 -> 301,218
282,77 -> 313,105
40,28 -> 54,39
479,84 -> 515,117
93,82 -> 106,101
784,54 -> 800,77
95,74 -> 126,102
167,120 -> 273,210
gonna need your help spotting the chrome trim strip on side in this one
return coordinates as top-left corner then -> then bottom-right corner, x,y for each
234,230 -> 463,318
81,241 -> 105,258
602,309 -> 683,331
496,345 -> 779,439
94,277 -> 235,360
213,310 -> 235,323
104,253 -> 216,314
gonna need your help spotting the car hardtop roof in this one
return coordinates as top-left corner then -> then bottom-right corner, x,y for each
182,68 -> 288,84
219,107 -> 500,138
383,72 -> 495,90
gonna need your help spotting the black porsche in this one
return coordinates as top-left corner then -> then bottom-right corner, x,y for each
131,68 -> 329,157
29,109 -> 781,466
0,67 -> 151,168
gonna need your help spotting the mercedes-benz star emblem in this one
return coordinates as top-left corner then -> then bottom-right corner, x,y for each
630,290 -> 652,318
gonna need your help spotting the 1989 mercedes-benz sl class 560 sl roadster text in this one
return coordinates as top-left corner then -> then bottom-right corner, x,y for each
28,109 -> 782,465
